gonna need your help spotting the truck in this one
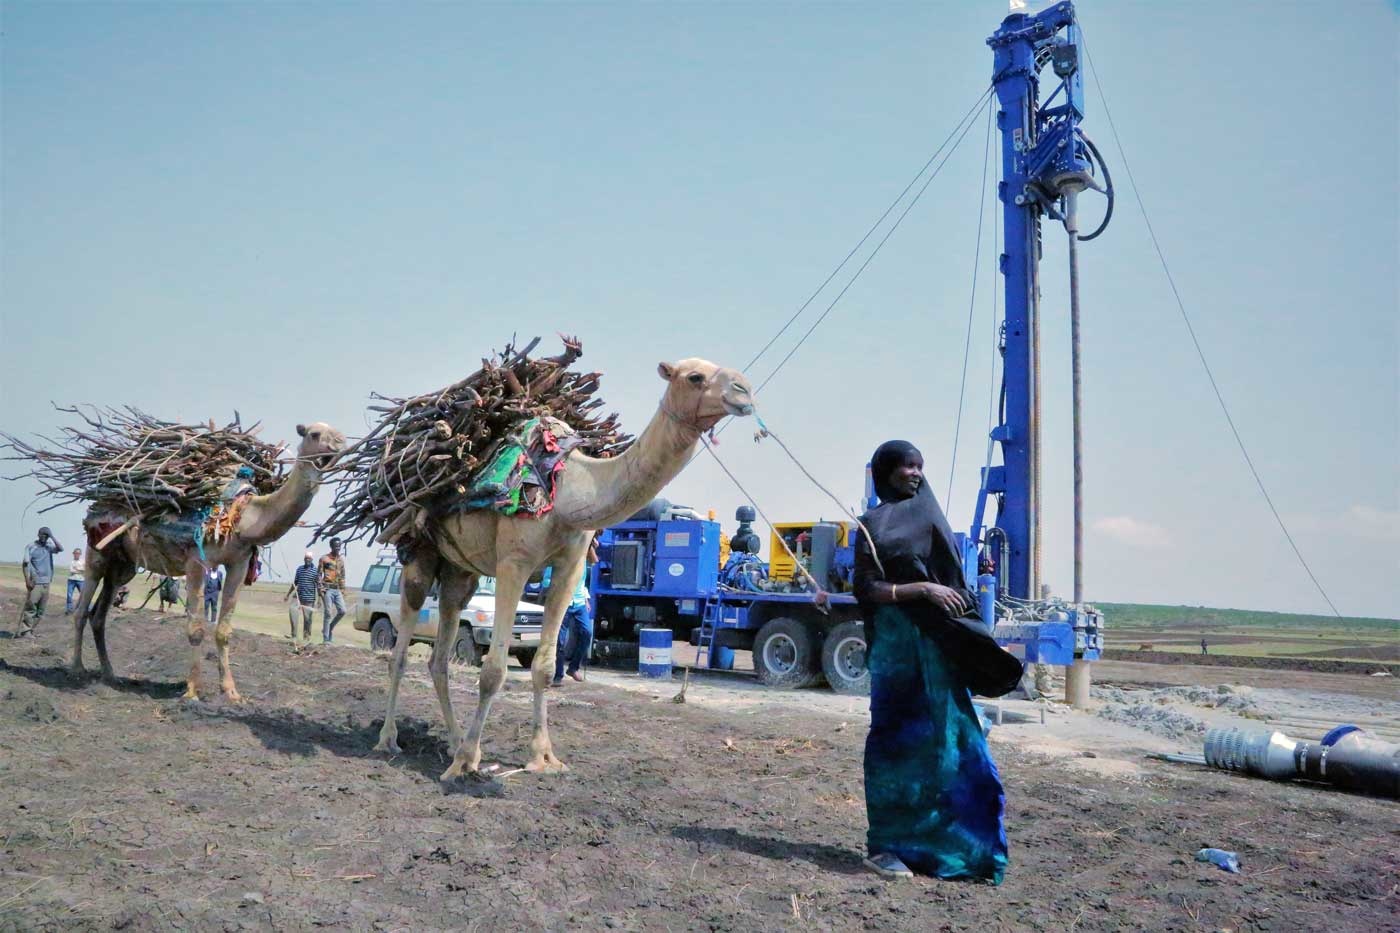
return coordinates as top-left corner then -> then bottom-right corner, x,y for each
589,502 -> 872,693
588,498 -> 1102,695
353,551 -> 546,667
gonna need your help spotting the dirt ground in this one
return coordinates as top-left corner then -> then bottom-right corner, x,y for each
1,596 -> 1397,932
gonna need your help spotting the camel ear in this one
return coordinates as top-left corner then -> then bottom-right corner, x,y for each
295,424 -> 307,438
657,361 -> 676,382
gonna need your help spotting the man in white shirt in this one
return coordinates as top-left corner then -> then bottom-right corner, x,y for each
65,548 -> 86,615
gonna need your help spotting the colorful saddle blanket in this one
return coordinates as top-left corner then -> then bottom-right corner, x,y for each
86,491 -> 251,564
457,416 -> 583,517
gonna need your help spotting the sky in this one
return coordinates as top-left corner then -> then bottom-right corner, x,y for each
1,1 -> 1396,619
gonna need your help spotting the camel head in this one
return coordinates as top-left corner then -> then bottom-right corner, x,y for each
657,358 -> 755,432
294,422 -> 347,471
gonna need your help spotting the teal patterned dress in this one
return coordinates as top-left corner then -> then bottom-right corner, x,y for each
864,603 -> 1009,883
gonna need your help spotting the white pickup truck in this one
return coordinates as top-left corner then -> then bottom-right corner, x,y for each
352,557 -> 545,666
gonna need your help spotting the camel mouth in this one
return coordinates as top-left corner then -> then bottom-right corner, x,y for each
724,400 -> 755,417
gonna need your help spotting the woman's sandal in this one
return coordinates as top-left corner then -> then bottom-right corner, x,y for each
863,853 -> 914,879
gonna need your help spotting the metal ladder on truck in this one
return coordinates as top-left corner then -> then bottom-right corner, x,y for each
693,599 -> 720,670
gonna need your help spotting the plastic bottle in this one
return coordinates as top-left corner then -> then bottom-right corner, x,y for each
1194,848 -> 1241,873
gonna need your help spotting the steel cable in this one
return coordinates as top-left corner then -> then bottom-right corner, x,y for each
1080,32 -> 1343,618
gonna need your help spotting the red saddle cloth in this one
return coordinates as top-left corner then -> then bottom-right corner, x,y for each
86,521 -> 124,549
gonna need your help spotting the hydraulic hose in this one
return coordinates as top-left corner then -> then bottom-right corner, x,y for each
1076,132 -> 1114,241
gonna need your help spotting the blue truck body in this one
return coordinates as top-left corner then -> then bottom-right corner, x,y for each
588,513 -> 1102,693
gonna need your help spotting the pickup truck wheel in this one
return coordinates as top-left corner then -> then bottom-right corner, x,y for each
370,618 -> 397,652
822,621 -> 870,695
753,617 -> 821,689
453,631 -> 484,667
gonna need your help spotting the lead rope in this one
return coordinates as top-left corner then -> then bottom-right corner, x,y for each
749,413 -> 885,579
697,438 -> 829,611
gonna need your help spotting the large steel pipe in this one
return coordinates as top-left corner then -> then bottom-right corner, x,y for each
1203,725 -> 1400,798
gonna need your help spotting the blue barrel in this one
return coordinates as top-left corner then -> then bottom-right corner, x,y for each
977,573 -> 997,627
712,646 -> 736,670
638,628 -> 673,678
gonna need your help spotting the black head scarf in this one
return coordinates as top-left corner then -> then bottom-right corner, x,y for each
858,440 -> 1023,698
864,441 -> 965,589
870,439 -> 920,503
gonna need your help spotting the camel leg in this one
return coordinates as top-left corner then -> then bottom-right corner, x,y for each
426,565 -> 478,756
214,555 -> 251,702
443,560 -> 530,781
182,558 -> 208,700
525,540 -> 589,773
90,559 -> 135,683
69,557 -> 107,678
374,552 -> 439,755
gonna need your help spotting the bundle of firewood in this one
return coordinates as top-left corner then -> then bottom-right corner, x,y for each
0,406 -> 285,516
319,335 -> 629,545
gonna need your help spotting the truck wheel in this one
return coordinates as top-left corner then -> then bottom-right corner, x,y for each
822,621 -> 870,696
753,617 -> 821,689
370,618 -> 397,652
453,631 -> 484,667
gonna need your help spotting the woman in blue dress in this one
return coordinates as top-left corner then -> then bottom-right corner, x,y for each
854,440 -> 1023,883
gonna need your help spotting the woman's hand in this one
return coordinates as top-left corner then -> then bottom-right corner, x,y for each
916,582 -> 968,615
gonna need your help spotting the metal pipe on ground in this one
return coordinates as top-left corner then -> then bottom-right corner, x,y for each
1202,725 -> 1400,798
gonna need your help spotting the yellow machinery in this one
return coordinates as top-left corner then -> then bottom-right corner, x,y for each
769,521 -> 854,586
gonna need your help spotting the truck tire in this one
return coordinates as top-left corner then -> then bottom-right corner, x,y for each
753,617 -> 821,689
453,631 -> 484,667
822,621 -> 870,696
370,618 -> 397,652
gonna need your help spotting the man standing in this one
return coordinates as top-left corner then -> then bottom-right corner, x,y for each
543,562 -> 594,686
158,576 -> 181,612
17,527 -> 62,636
65,548 -> 85,615
318,537 -> 347,644
138,575 -> 181,613
203,565 -> 225,626
284,551 -> 320,649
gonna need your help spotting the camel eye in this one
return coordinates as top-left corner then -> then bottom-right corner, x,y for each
687,373 -> 705,386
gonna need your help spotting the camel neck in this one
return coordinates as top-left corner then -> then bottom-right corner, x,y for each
553,408 -> 702,529
241,459 -> 320,543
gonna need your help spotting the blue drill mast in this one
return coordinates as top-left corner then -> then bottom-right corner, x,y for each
973,2 -> 1109,705
974,1 -> 1104,604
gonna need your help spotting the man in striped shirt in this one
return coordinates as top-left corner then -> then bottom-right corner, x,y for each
284,551 -> 320,650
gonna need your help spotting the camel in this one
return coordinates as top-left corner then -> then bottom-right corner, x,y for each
375,358 -> 753,779
71,422 -> 346,701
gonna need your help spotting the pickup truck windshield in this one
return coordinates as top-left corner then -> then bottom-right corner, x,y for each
362,565 -> 389,593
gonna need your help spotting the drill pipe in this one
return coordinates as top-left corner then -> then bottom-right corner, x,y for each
1203,725 -> 1400,799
